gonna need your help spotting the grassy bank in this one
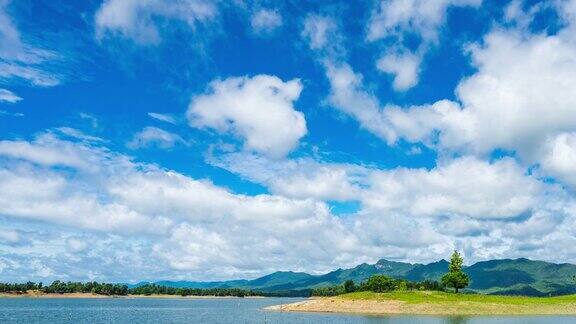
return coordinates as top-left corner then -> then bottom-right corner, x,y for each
268,291 -> 576,315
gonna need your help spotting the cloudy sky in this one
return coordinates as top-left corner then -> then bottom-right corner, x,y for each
1,0 -> 576,283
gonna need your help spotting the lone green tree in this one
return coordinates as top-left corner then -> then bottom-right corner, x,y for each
441,251 -> 469,293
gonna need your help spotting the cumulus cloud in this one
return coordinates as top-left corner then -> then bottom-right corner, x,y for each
250,9 -> 282,34
127,126 -> 185,149
362,157 -> 542,220
540,132 -> 576,188
317,4 -> 576,192
0,133 -> 363,279
95,0 -> 218,45
187,75 -> 307,158
1,132 -> 576,280
380,26 -> 576,168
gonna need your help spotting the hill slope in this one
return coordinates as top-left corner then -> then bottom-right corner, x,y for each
139,258 -> 576,296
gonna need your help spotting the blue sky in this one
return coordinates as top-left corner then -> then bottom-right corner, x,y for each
2,0 -> 576,283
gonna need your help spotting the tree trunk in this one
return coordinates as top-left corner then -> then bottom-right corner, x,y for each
455,288 -> 459,293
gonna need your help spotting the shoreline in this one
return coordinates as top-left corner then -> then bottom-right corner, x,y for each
265,292 -> 576,316
0,292 -> 266,299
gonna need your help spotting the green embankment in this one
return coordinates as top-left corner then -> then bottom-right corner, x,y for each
339,291 -> 576,315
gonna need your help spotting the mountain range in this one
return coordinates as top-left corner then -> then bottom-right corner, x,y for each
132,258 -> 576,296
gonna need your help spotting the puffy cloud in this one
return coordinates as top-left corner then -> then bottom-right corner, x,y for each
367,0 -> 481,91
376,52 -> 421,91
367,0 -> 481,42
362,157 -> 542,220
0,133 -> 367,279
382,27 -> 576,166
127,126 -> 186,149
540,132 -> 576,188
250,9 -> 282,34
321,6 -> 576,193
2,131 -> 576,279
0,88 -> 21,103
187,75 -> 307,158
95,0 -> 218,45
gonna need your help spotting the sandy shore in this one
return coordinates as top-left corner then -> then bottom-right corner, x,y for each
266,296 -> 576,315
265,297 -> 403,315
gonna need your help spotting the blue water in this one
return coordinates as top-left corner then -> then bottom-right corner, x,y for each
0,297 -> 575,323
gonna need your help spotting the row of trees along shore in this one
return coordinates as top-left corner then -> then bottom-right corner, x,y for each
0,281 -> 259,297
312,251 -> 470,296
0,281 -> 128,295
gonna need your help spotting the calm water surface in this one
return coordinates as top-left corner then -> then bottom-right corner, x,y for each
0,297 -> 574,324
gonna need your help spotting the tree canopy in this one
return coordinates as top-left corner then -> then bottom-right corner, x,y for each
441,250 -> 470,293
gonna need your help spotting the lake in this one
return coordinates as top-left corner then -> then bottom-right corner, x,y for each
0,297 -> 575,323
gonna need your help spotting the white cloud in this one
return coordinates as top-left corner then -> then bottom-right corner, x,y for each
0,229 -> 20,244
367,0 -> 482,91
381,27 -> 576,165
320,7 -> 576,194
250,9 -> 282,34
540,132 -> 576,188
362,157 -> 541,220
209,152 -> 367,201
0,2 -> 61,86
302,15 -> 335,50
0,109 -> 23,117
148,112 -> 178,124
0,133 -> 107,171
376,52 -> 421,91
367,0 -> 481,42
95,0 -> 218,45
54,127 -> 105,143
0,88 -> 21,103
2,132 -> 576,279
187,75 -> 307,158
127,126 -> 185,149
324,62 -> 396,142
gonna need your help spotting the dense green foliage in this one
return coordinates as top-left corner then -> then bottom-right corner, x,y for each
311,275 -> 444,296
128,284 -> 259,297
0,281 -> 128,295
0,281 -> 266,297
441,251 -> 470,293
0,282 -> 42,293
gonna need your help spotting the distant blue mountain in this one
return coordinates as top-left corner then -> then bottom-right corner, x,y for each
134,258 -> 576,296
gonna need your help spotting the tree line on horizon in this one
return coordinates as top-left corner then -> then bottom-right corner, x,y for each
0,281 -> 263,297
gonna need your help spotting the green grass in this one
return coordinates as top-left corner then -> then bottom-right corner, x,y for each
342,290 -> 576,304
336,290 -> 576,314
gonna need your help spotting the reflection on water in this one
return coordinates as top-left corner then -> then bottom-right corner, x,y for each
0,297 -> 574,324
